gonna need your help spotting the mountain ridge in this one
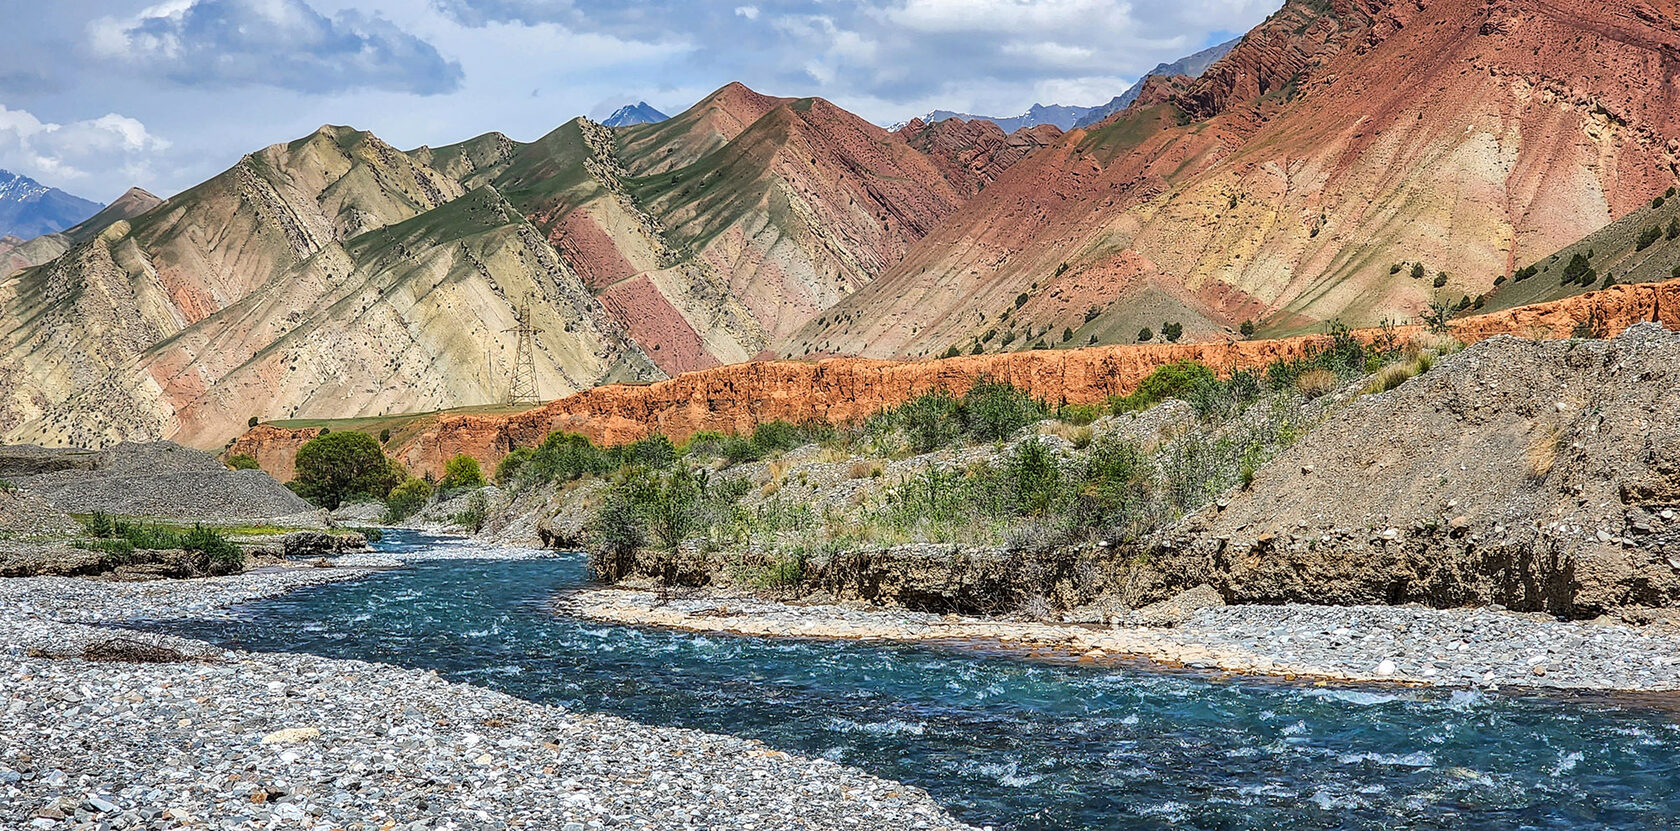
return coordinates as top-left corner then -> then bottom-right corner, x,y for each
0,169 -> 103,240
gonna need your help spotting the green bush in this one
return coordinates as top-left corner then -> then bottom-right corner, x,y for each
1111,361 -> 1217,413
1667,218 -> 1679,241
1137,328 -> 1153,342
439,454 -> 486,491
884,389 -> 957,453
749,420 -> 801,457
612,435 -> 678,469
384,477 -> 433,522
292,431 -> 401,509
1161,322 -> 1183,342
1432,272 -> 1449,289
1239,320 -> 1256,338
962,379 -> 1047,443
453,490 -> 489,534
1057,403 -> 1104,426
1637,225 -> 1663,251
1561,253 -> 1595,286
225,453 -> 260,471
1410,262 -> 1426,280
78,516 -> 241,574
495,447 -> 534,483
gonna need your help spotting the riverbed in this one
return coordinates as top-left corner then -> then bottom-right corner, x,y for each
129,532 -> 1680,830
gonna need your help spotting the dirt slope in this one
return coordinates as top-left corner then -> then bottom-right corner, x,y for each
788,0 -> 1680,358
1148,322 -> 1680,617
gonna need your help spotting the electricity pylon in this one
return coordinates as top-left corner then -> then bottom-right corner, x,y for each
505,295 -> 542,405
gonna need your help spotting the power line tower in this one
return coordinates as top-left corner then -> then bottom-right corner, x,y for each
505,295 -> 542,406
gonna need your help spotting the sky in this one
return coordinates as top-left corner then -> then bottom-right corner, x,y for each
0,0 -> 1274,203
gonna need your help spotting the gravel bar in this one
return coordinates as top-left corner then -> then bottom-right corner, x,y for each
0,544 -> 976,831
570,588 -> 1680,692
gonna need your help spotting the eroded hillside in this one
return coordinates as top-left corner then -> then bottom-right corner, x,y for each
786,0 -> 1680,359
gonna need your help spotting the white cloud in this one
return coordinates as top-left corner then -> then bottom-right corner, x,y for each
0,105 -> 170,194
87,0 -> 463,94
735,5 -> 760,20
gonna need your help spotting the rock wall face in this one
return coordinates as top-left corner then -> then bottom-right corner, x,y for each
228,280 -> 1680,482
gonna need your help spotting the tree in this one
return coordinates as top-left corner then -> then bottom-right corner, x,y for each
1239,320 -> 1256,338
1410,262 -> 1426,280
1061,327 -> 1074,343
1561,253 -> 1594,286
1668,218 -> 1679,240
247,416 -> 259,428
384,477 -> 433,522
439,454 -> 486,491
379,428 -> 392,444
1137,328 -> 1154,342
1636,225 -> 1662,251
1432,272 -> 1449,289
291,431 -> 401,509
1161,321 -> 1184,343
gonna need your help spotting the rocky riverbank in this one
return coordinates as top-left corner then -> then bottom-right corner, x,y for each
568,587 -> 1680,693
0,546 -> 974,831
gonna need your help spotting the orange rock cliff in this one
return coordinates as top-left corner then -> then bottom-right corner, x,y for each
230,280 -> 1680,482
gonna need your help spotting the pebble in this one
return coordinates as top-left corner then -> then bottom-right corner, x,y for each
0,543 -> 974,831
574,589 -> 1680,693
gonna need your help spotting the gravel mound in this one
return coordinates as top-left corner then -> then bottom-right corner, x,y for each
1150,323 -> 1680,617
0,490 -> 77,538
6,442 -> 318,524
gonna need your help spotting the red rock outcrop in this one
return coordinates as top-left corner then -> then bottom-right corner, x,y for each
895,118 -> 1063,195
230,280 -> 1680,482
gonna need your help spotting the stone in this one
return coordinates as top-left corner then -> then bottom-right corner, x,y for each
261,727 -> 322,745
1375,659 -> 1397,677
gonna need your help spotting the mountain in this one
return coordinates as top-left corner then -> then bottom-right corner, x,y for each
905,103 -> 1099,134
0,126 -> 659,449
416,82 -> 991,375
1072,37 -> 1241,128
4,82 -> 1052,449
1,187 -> 162,277
0,169 -> 102,239
785,0 -> 1680,359
602,102 -> 669,127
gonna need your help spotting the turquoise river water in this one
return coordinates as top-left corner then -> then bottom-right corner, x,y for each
147,532 -> 1680,830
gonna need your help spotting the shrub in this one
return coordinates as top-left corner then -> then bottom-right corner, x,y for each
1137,328 -> 1153,342
1111,361 -> 1216,413
613,435 -> 678,469
1061,327 -> 1074,343
749,420 -> 801,457
226,453 -> 260,471
1239,320 -> 1256,338
962,379 -> 1047,443
1432,272 -> 1449,288
495,447 -> 534,483
379,428 -> 392,444
438,454 -> 486,491
384,477 -> 433,522
180,524 -> 243,574
899,388 -> 963,453
1410,262 -> 1426,280
1161,321 -> 1184,342
1636,225 -> 1662,251
453,490 -> 489,534
1668,218 -> 1679,241
1389,263 -> 1403,275
1561,253 -> 1594,286
1514,265 -> 1537,282
292,431 -> 402,509
527,431 -> 610,483
1057,403 -> 1104,426
1294,368 -> 1337,399
247,416 -> 259,428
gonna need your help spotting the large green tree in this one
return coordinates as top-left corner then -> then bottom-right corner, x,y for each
292,431 -> 401,509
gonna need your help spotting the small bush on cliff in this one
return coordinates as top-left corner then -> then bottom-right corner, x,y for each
292,431 -> 402,510
384,477 -> 433,522
495,447 -> 534,483
1110,361 -> 1216,413
1637,225 -> 1663,251
962,379 -> 1048,443
226,453 -> 260,471
438,454 -> 486,492
526,432 -> 611,483
897,388 -> 963,453
247,416 -> 259,428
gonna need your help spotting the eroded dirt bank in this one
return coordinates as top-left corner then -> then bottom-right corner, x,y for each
231,279 -> 1680,481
